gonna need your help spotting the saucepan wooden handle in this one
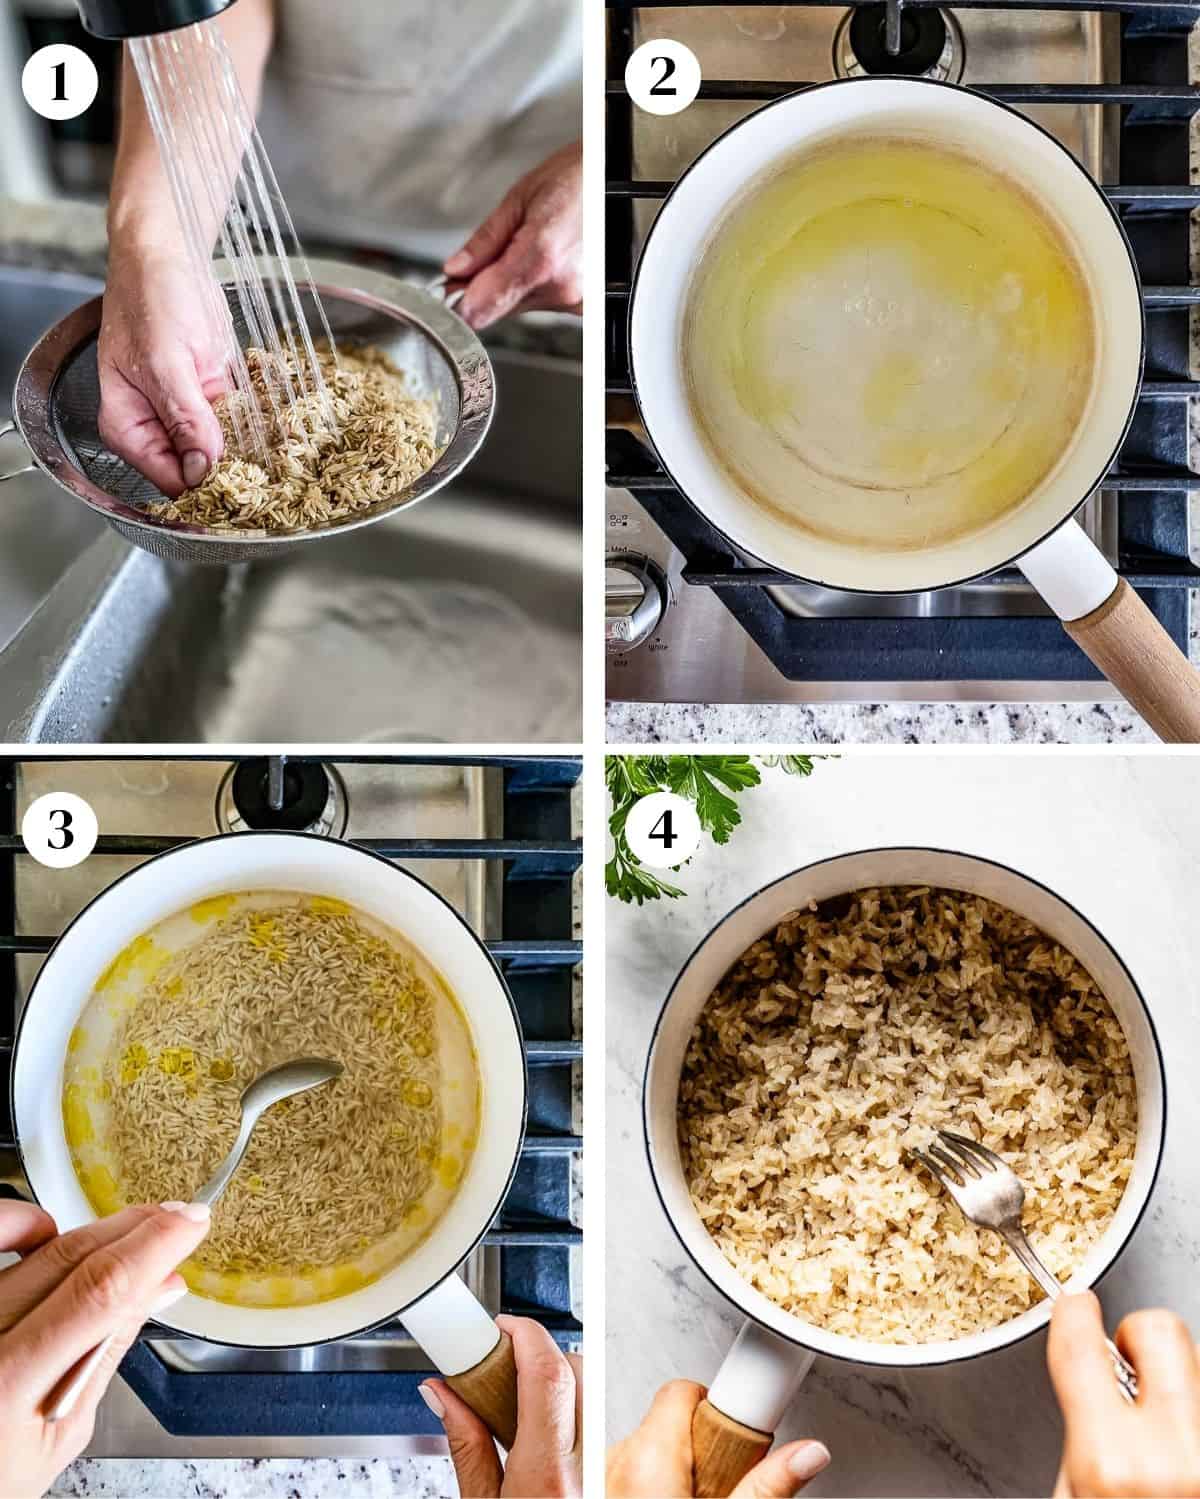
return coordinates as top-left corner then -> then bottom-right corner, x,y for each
445,1330 -> 519,1450
692,1398 -> 773,1498
1065,578 -> 1200,743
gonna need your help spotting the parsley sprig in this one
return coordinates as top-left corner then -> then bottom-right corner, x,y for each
606,754 -> 817,905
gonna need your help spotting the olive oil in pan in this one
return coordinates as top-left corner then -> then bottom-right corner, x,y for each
683,136 -> 1097,553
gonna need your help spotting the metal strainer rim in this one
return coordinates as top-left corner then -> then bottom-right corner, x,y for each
10,256 -> 495,552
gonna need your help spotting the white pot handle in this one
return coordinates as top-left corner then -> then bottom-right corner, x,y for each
1018,520 -> 1200,742
692,1320 -> 815,1498
402,1274 -> 518,1448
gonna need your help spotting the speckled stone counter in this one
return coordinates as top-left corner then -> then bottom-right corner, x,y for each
606,699 -> 1164,744
49,1456 -> 454,1498
606,609 -> 1200,744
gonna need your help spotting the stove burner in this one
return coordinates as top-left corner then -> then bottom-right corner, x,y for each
834,4 -> 964,82
215,758 -> 349,836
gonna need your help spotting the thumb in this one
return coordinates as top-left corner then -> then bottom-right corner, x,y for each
730,1440 -> 832,1498
144,353 -> 224,487
420,1379 -> 503,1499
444,187 -> 525,279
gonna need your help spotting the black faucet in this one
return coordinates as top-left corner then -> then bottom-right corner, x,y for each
75,0 -> 236,40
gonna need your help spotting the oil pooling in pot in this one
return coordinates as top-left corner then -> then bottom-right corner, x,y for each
62,891 -> 481,1309
683,134 -> 1097,552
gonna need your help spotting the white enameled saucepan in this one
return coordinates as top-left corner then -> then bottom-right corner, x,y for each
630,75 -> 1200,741
644,848 -> 1166,1498
12,832 -> 527,1447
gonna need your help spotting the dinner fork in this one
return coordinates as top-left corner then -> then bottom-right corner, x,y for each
911,1129 -> 1138,1403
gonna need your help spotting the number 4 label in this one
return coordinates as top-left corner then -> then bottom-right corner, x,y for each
624,40 -> 701,117
21,793 -> 99,869
625,791 -> 702,870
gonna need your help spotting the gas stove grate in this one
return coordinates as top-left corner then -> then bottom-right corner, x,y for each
0,754 -> 581,1439
606,0 -> 1200,684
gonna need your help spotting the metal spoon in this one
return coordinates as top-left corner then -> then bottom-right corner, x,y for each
48,1056 -> 342,1422
193,1056 -> 344,1207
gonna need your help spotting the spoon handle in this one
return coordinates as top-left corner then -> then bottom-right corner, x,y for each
194,1113 -> 256,1207
45,1333 -> 115,1423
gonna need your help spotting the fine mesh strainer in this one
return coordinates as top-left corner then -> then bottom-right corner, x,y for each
0,257 -> 494,565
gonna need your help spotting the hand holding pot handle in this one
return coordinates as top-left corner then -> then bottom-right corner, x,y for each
692,1400 -> 773,1497
445,1327 -> 519,1449
692,1322 -> 815,1498
403,1274 -> 519,1448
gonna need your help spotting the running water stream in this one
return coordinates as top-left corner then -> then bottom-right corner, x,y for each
128,19 -> 339,467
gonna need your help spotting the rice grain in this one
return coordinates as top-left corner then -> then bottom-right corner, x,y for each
677,886 -> 1136,1343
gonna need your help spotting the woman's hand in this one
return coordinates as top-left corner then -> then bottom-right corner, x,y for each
419,1314 -> 582,1498
444,142 -> 583,330
607,1380 -> 831,1498
0,1197 -> 210,1499
97,242 -> 228,497
1048,1292 -> 1200,1497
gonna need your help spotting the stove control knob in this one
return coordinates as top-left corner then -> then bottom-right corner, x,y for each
606,553 -> 666,653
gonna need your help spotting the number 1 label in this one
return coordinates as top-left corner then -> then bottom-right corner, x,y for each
22,44 -> 99,122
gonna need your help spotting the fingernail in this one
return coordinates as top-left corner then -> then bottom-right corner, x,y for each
418,1383 -> 445,1420
181,450 -> 208,487
788,1442 -> 832,1484
160,1200 -> 211,1224
444,251 -> 470,276
149,1285 -> 187,1317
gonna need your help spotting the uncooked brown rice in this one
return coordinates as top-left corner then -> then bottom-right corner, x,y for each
678,886 -> 1136,1343
94,900 -> 447,1283
158,341 -> 440,532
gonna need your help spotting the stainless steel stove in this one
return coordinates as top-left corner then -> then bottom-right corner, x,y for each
605,1 -> 1199,705
0,755 -> 582,1456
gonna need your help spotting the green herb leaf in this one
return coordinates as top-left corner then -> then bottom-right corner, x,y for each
760,754 -> 816,778
605,754 -> 826,903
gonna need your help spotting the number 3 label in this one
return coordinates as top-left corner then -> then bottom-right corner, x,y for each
624,791 -> 702,870
21,793 -> 99,869
625,40 -> 701,117
22,44 -> 99,122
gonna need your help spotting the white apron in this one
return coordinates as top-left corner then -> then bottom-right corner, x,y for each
256,0 -> 581,262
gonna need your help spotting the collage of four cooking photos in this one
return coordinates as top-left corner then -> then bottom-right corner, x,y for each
0,1 -> 1197,1498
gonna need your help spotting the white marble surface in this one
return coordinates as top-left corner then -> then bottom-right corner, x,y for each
606,754 -> 1200,1496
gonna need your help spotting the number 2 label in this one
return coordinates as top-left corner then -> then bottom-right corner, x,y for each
624,40 -> 701,117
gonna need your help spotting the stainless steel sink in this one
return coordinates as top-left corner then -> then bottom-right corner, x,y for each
0,295 -> 582,742
0,265 -> 106,655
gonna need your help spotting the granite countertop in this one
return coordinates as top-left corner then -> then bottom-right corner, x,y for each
606,755 -> 1200,1495
605,699 -> 1168,745
606,610 -> 1200,746
51,1457 -> 454,1498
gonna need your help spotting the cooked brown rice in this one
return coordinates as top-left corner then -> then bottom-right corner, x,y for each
678,886 -> 1136,1343
65,896 -> 476,1301
159,341 -> 440,532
